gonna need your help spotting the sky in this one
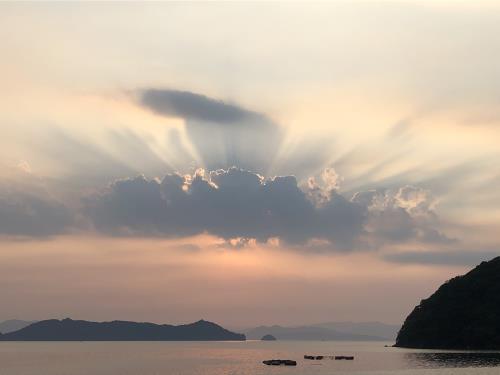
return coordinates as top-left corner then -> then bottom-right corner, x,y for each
0,1 -> 500,328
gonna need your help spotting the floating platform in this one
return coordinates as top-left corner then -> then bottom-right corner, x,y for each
335,356 -> 354,360
304,355 -> 326,360
263,359 -> 297,366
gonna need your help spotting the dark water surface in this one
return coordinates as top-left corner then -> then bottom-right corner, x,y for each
1,340 -> 499,375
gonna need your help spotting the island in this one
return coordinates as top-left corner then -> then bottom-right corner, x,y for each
396,256 -> 500,349
261,334 -> 277,341
245,325 -> 384,341
0,318 -> 246,341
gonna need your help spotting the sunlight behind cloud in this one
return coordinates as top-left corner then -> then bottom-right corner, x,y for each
0,1 -> 499,328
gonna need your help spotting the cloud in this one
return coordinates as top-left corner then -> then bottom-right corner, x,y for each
139,89 -> 284,174
352,186 -> 453,245
84,168 -> 321,243
84,167 -> 450,250
0,164 -> 72,237
0,193 -> 72,237
384,250 -> 500,267
141,89 -> 265,125
0,158 -> 452,247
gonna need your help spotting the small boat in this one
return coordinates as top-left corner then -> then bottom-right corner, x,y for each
335,356 -> 354,360
263,359 -> 297,366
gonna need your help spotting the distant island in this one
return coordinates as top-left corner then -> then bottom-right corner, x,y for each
396,256 -> 500,349
244,324 -> 386,341
261,334 -> 277,341
0,319 -> 400,342
0,318 -> 245,341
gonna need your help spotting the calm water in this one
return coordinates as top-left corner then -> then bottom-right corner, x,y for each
1,341 -> 500,375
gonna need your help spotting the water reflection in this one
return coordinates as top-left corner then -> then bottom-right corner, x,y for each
405,352 -> 500,368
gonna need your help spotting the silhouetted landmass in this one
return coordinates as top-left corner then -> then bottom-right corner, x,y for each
396,256 -> 500,349
261,334 -> 277,341
245,325 -> 384,341
0,320 -> 35,334
0,318 -> 245,341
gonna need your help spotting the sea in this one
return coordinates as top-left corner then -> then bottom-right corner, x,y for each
1,340 -> 500,375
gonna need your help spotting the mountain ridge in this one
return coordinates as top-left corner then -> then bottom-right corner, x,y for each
0,318 -> 245,341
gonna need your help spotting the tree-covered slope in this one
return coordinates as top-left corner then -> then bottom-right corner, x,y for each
396,256 -> 500,349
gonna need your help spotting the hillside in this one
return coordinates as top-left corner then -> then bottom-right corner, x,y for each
396,256 -> 500,349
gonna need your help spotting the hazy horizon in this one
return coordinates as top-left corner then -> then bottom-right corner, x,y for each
0,317 -> 401,331
1,2 -> 499,329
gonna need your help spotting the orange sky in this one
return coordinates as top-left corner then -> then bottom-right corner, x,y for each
0,2 -> 499,326
0,235 -> 466,326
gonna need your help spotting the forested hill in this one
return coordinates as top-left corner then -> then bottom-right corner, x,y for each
396,256 -> 500,349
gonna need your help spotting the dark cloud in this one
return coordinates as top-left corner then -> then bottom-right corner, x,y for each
139,89 -> 283,174
0,159 -> 451,246
141,89 -> 265,124
0,192 -> 72,237
84,167 -> 449,250
84,168 -> 361,248
384,250 -> 500,267
0,164 -> 73,237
